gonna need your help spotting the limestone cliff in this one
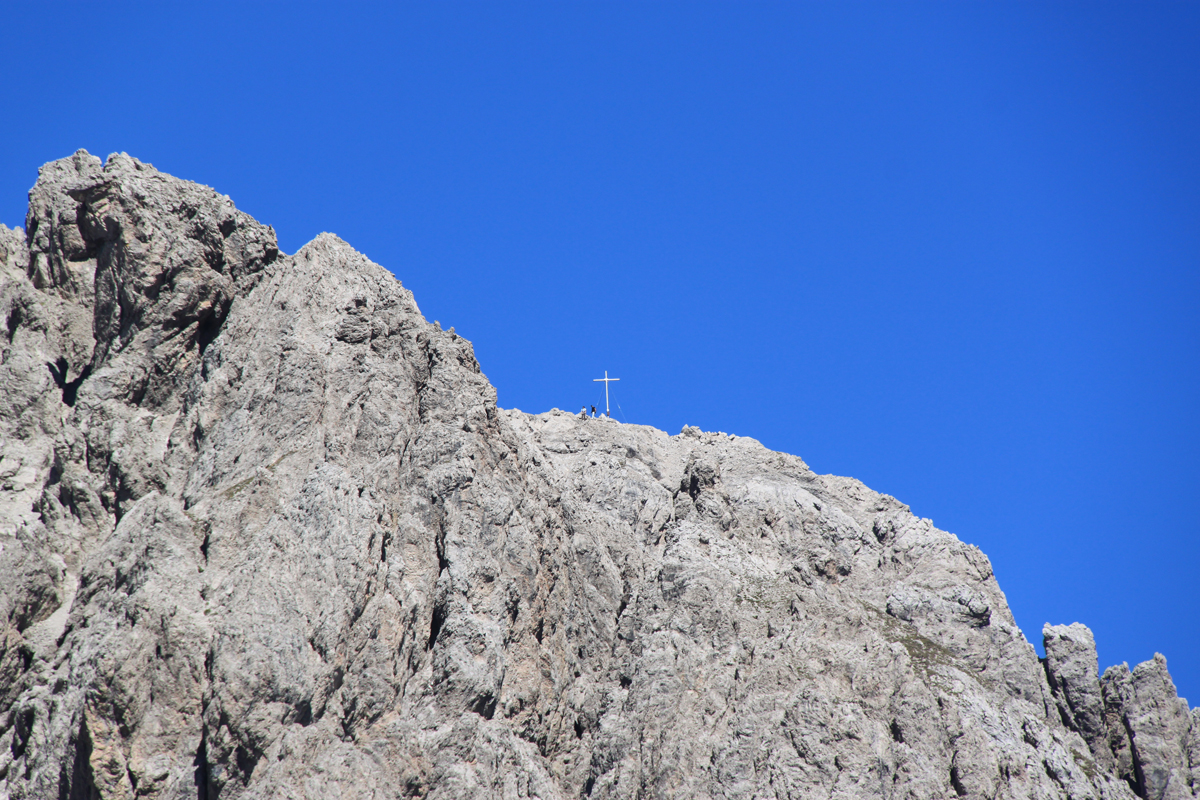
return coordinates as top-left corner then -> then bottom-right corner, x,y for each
0,151 -> 1194,799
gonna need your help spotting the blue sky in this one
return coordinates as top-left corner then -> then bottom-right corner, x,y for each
3,2 -> 1197,700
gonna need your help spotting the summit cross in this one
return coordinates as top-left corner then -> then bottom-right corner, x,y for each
593,371 -> 620,417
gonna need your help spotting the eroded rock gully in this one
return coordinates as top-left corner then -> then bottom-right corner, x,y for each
0,151 -> 1195,799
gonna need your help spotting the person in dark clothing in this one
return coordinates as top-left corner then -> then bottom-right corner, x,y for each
591,405 -> 597,417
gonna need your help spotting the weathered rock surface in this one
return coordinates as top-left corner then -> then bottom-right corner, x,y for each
0,151 -> 1194,799
1045,623 -> 1116,772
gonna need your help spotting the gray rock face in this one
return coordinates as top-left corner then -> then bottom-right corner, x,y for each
1045,623 -> 1116,771
0,151 -> 1194,799
1096,656 -> 1195,800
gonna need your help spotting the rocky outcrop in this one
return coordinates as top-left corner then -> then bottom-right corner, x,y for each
0,151 -> 1194,799
1097,656 -> 1195,800
1045,623 -> 1116,772
1042,624 -> 1198,800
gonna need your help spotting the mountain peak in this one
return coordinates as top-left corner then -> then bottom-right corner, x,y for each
1,153 -> 1194,800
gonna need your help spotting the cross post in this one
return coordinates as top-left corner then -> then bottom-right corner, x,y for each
593,371 -> 620,417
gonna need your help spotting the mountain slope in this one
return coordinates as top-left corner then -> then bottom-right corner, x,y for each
0,151 -> 1194,800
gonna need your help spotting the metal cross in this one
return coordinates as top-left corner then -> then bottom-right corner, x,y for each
593,370 -> 620,417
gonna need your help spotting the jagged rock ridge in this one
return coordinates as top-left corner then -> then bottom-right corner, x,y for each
0,151 -> 1195,799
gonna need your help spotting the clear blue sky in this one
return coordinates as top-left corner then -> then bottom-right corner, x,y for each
3,2 -> 1197,700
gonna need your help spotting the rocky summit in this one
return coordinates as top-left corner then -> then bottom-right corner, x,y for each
0,151 -> 1195,800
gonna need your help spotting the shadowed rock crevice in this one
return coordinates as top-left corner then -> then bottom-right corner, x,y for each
64,716 -> 98,800
192,728 -> 213,800
46,357 -> 91,406
6,304 -> 22,341
195,297 -> 232,355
